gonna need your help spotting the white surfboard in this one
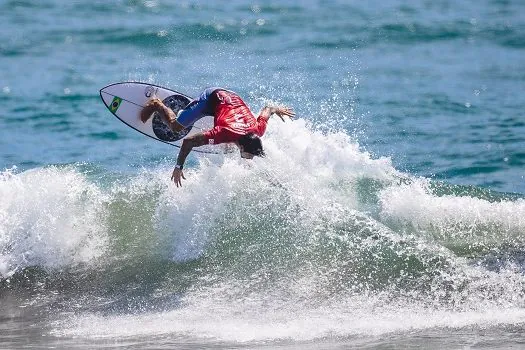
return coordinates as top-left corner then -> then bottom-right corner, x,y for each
100,82 -> 223,154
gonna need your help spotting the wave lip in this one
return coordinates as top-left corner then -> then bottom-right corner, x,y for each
379,179 -> 525,253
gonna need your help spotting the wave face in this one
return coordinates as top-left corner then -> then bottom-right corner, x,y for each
2,120 -> 525,343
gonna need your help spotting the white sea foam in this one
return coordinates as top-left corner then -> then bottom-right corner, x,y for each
0,166 -> 108,277
379,178 -> 525,247
5,120 -> 525,343
55,296 -> 525,342
149,118 -> 398,262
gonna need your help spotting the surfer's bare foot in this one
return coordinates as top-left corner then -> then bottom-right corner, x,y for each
141,98 -> 184,133
140,98 -> 164,123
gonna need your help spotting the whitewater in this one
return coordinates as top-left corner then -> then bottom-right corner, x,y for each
2,119 -> 525,348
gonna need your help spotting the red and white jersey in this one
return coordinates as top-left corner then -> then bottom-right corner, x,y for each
203,90 -> 267,144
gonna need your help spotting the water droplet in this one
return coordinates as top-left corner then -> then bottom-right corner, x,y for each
256,18 -> 265,26
144,0 -> 158,8
2,86 -> 10,94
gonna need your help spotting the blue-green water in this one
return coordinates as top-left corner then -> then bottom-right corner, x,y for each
2,1 -> 525,349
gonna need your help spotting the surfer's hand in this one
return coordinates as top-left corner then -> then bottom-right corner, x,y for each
274,106 -> 295,121
171,167 -> 186,187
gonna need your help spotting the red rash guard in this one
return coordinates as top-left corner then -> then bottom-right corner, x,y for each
202,90 -> 268,145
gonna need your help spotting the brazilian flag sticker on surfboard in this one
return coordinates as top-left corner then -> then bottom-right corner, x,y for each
109,96 -> 122,113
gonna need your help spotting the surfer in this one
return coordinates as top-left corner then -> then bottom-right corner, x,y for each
140,87 -> 294,187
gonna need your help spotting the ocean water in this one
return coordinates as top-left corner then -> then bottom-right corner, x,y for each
2,0 -> 525,348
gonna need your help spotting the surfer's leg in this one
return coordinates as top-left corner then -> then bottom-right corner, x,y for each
176,87 -> 219,128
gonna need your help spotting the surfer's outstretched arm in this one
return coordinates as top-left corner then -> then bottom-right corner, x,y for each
259,105 -> 295,121
171,133 -> 207,187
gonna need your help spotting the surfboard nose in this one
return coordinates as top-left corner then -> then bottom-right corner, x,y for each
99,89 -> 114,109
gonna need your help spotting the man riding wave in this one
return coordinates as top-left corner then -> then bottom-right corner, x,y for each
140,87 -> 294,187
